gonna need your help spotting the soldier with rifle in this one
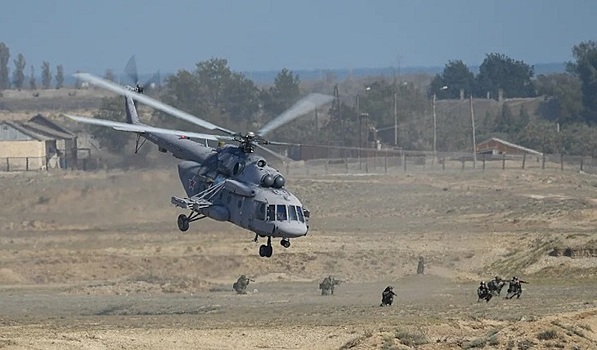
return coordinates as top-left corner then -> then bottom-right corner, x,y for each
319,275 -> 344,295
488,276 -> 506,295
233,274 -> 255,294
380,286 -> 397,306
506,276 -> 528,299
477,281 -> 492,302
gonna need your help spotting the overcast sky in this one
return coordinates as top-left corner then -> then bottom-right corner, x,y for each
1,0 -> 595,75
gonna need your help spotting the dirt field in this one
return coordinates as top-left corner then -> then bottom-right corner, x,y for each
0,165 -> 596,349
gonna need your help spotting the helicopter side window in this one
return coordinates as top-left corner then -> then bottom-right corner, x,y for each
255,202 -> 266,221
266,205 -> 275,222
288,205 -> 298,221
276,205 -> 287,221
296,206 -> 305,223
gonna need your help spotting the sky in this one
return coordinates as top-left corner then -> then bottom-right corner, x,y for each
1,0 -> 595,76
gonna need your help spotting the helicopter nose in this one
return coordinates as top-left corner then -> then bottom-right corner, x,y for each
276,222 -> 308,238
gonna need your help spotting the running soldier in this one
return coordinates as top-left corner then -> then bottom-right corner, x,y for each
417,256 -> 426,275
319,275 -> 343,295
488,276 -> 506,295
380,286 -> 397,306
506,276 -> 528,299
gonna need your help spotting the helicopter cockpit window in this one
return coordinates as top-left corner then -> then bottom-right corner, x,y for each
276,205 -> 287,221
266,205 -> 275,222
296,206 -> 305,223
288,205 -> 298,221
232,162 -> 245,176
255,202 -> 266,221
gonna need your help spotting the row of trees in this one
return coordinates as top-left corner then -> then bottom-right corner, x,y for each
0,42 -> 64,90
430,41 -> 597,125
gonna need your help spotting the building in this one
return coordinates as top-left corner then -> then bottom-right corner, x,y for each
476,137 -> 543,156
0,115 -> 78,171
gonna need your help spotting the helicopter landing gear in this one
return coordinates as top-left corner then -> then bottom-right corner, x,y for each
259,236 -> 273,258
280,238 -> 291,248
177,214 -> 190,232
176,211 -> 205,232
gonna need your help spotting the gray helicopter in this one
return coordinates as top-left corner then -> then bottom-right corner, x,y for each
68,71 -> 332,258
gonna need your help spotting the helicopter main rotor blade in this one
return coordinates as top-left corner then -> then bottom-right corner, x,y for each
73,73 -> 236,135
255,144 -> 294,163
66,114 -> 230,141
258,93 -> 334,137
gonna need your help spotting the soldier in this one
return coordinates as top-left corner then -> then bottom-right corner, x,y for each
233,274 -> 254,294
380,286 -> 396,306
477,281 -> 492,302
488,276 -> 506,295
417,256 -> 426,275
319,275 -> 343,295
506,276 -> 528,299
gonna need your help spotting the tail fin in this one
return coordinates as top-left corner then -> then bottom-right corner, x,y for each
125,96 -> 141,125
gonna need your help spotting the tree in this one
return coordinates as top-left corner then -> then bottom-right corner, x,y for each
55,65 -> 64,89
535,73 -> 583,124
12,53 -> 26,90
41,61 -> 51,89
428,60 -> 474,99
29,65 -> 36,90
262,68 -> 301,116
0,42 -> 10,89
475,53 -> 535,99
567,40 -> 597,123
89,97 -> 129,152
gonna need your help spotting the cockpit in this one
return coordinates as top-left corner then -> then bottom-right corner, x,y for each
255,203 -> 305,223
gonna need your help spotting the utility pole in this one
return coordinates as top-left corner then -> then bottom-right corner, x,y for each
470,95 -> 477,168
393,92 -> 398,146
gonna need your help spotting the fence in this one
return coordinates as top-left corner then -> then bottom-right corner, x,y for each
0,157 -> 47,172
280,149 -> 597,176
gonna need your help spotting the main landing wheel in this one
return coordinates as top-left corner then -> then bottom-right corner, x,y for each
280,238 -> 290,248
177,214 -> 190,232
258,236 -> 273,258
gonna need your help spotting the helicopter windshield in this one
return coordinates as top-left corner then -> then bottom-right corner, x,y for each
264,204 -> 304,223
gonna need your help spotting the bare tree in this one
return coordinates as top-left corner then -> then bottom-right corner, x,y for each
13,53 -> 26,90
29,65 -> 37,90
0,42 -> 10,89
55,65 -> 64,89
41,61 -> 52,89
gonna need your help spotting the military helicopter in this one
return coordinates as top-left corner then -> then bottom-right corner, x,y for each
67,70 -> 332,258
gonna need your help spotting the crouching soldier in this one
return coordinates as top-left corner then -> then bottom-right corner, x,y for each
477,281 -> 492,302
233,274 -> 254,294
319,275 -> 343,295
380,286 -> 396,306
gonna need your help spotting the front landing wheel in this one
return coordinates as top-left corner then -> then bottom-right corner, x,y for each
177,214 -> 190,232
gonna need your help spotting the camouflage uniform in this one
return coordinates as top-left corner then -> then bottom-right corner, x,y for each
506,276 -> 528,299
488,276 -> 505,295
477,281 -> 492,302
319,276 -> 342,295
233,275 -> 253,294
380,286 -> 396,306
417,256 -> 425,275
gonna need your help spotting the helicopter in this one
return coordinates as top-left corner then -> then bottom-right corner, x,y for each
67,70 -> 333,258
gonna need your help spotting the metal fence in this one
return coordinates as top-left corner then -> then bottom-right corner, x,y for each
281,150 -> 597,176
